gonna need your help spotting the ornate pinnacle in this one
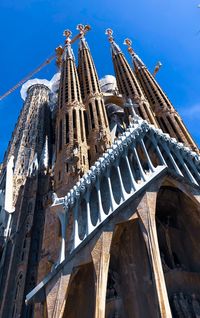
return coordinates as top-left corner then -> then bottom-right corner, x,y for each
123,38 -> 135,55
105,28 -> 114,43
76,24 -> 91,38
153,61 -> 162,77
63,29 -> 72,44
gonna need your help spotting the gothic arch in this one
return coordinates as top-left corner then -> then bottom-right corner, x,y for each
63,262 -> 95,318
105,220 -> 158,318
155,183 -> 200,316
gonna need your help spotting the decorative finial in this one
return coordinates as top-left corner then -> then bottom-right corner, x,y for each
105,28 -> 114,43
123,38 -> 135,56
153,61 -> 162,77
63,29 -> 72,44
76,24 -> 91,38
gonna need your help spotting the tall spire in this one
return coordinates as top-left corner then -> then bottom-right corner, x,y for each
105,29 -> 158,127
54,29 -> 89,196
124,38 -> 199,152
77,24 -> 111,165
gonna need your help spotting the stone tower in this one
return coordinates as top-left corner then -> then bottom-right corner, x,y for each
105,29 -> 158,127
0,26 -> 200,318
54,30 -> 89,196
77,25 -> 111,165
124,38 -> 198,152
0,82 -> 52,318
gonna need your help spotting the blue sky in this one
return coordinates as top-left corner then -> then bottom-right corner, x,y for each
0,0 -> 200,161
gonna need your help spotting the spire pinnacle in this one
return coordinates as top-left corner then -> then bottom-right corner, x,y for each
63,29 -> 72,44
124,38 -> 145,68
105,28 -> 121,55
77,24 -> 91,49
63,29 -> 75,60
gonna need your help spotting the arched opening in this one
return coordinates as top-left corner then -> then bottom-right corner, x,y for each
110,166 -> 122,204
100,176 -> 111,215
127,148 -> 142,183
89,187 -> 99,226
106,220 -> 157,318
143,135 -> 161,168
63,262 -> 95,318
156,186 -> 200,316
78,199 -> 87,240
119,157 -> 132,194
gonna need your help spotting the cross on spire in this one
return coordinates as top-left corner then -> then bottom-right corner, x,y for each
76,24 -> 91,38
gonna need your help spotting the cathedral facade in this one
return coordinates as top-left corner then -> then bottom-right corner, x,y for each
0,26 -> 200,318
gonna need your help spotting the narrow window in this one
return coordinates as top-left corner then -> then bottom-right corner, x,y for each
88,150 -> 91,167
101,101 -> 108,127
59,120 -> 62,151
66,113 -> 69,144
89,103 -> 95,129
73,109 -> 77,140
95,99 -> 101,126
80,110 -> 84,142
84,111 -> 89,138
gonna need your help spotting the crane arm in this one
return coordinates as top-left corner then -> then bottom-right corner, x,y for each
0,54 -> 56,101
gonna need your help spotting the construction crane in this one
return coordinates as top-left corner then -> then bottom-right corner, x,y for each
0,24 -> 91,102
0,55 -> 56,101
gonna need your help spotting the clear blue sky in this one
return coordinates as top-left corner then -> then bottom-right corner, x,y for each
0,0 -> 200,161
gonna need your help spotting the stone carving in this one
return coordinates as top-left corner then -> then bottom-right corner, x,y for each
51,120 -> 200,254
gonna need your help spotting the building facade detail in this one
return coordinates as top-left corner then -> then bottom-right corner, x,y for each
106,29 -> 158,128
0,26 -> 200,318
54,30 -> 89,196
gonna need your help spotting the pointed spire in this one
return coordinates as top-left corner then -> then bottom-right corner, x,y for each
105,29 -> 158,127
77,25 -> 111,164
105,28 -> 121,55
77,24 -> 90,50
78,24 -> 101,98
63,29 -> 75,60
58,28 -> 82,105
105,28 -> 142,98
54,27 -> 89,195
123,38 -> 145,69
124,38 -> 199,152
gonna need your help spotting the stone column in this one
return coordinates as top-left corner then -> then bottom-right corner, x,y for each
137,190 -> 172,318
91,231 -> 113,318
